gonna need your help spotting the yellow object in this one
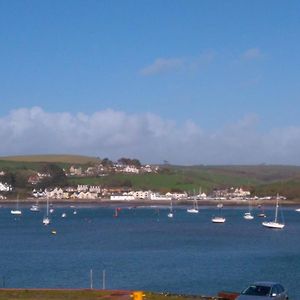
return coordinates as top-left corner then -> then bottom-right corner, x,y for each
131,291 -> 145,300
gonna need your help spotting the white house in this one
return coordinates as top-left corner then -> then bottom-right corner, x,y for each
110,194 -> 135,201
0,182 -> 12,192
150,192 -> 172,201
166,192 -> 187,199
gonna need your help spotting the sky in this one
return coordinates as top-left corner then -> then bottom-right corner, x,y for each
0,0 -> 300,165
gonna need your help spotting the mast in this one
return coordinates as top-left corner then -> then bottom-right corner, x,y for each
46,198 -> 49,217
275,194 -> 279,223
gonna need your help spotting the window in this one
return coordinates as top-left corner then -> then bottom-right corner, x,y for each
242,285 -> 271,296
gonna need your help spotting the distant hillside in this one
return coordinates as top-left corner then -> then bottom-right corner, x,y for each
0,154 -> 101,164
1,155 -> 300,199
174,165 -> 300,183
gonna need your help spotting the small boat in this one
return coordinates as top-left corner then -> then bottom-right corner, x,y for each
43,198 -> 51,225
212,216 -> 226,223
51,230 -> 57,235
61,213 -> 67,218
30,204 -> 40,212
243,201 -> 254,220
244,212 -> 254,220
258,212 -> 266,218
11,195 -> 22,215
73,210 -> 77,215
43,216 -> 50,225
11,209 -> 22,215
167,200 -> 174,218
212,203 -> 226,223
49,208 -> 54,214
187,191 -> 199,214
295,208 -> 300,212
262,194 -> 285,229
167,212 -> 174,218
257,203 -> 266,217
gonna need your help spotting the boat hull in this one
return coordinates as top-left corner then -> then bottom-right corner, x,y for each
42,217 -> 50,225
211,217 -> 226,223
262,221 -> 285,229
187,209 -> 199,213
11,210 -> 22,215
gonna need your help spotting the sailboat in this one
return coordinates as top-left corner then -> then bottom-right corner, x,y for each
243,200 -> 254,220
11,195 -> 22,215
212,203 -> 226,223
167,199 -> 174,218
30,199 -> 40,212
262,195 -> 285,229
187,191 -> 199,214
42,198 -> 51,225
257,204 -> 266,218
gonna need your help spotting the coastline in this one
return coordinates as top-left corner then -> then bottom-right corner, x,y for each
1,197 -> 299,207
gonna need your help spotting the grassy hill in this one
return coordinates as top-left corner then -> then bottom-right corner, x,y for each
1,155 -> 300,198
0,154 -> 101,164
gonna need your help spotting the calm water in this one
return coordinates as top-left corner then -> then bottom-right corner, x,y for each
0,205 -> 299,298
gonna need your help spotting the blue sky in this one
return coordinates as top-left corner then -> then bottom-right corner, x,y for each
0,0 -> 300,164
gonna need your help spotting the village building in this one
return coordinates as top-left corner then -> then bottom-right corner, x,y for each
0,182 -> 12,192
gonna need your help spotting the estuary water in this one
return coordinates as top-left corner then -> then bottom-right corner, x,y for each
0,205 -> 299,298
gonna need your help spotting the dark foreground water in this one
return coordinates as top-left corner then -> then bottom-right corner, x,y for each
0,205 -> 299,298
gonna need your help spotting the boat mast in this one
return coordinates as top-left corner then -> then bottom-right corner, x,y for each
46,198 -> 49,217
275,194 -> 279,223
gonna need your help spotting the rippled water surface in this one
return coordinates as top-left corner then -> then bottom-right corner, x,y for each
0,205 -> 299,298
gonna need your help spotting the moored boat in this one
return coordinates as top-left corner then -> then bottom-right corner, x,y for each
262,194 -> 285,229
211,216 -> 226,223
243,212 -> 254,220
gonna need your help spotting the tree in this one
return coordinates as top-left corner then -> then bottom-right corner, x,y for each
39,163 -> 67,187
117,157 -> 141,167
101,158 -> 113,167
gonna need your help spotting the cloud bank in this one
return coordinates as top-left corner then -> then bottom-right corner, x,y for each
1,107 -> 300,165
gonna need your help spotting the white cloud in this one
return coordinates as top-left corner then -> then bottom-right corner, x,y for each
140,51 -> 215,76
140,58 -> 185,76
1,107 -> 300,165
241,48 -> 263,60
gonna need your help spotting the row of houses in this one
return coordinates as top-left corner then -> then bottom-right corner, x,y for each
212,187 -> 251,198
32,186 -> 188,201
68,163 -> 159,177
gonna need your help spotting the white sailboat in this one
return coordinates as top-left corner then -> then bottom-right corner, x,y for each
11,195 -> 22,215
212,203 -> 226,223
167,199 -> 174,218
42,198 -> 51,225
262,195 -> 285,229
243,200 -> 254,220
187,192 -> 199,214
30,199 -> 40,212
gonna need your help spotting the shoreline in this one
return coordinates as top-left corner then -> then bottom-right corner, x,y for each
1,197 -> 300,207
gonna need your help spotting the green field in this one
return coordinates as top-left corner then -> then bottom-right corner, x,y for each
68,171 -> 258,194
